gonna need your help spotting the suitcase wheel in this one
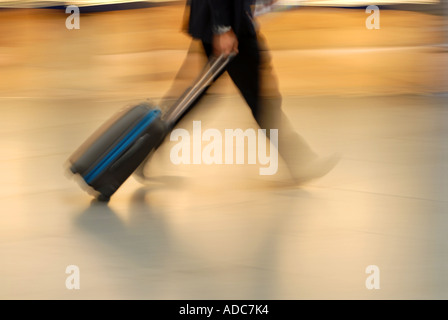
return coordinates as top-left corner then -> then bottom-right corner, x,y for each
96,185 -> 116,202
97,193 -> 111,202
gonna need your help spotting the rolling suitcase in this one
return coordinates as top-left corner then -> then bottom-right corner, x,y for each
67,53 -> 235,201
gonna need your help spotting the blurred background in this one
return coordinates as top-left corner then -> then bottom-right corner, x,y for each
0,0 -> 446,299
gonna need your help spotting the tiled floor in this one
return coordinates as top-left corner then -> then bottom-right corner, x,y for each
0,4 -> 446,299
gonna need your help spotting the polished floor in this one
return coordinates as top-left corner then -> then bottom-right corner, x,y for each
0,4 -> 447,299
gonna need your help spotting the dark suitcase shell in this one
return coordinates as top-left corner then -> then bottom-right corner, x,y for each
68,102 -> 167,201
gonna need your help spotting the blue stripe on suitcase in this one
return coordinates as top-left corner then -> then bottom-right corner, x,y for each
84,109 -> 161,184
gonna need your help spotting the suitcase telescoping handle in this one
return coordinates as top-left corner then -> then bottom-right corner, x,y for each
163,52 -> 237,126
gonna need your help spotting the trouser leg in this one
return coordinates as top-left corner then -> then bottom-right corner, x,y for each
203,36 -> 319,170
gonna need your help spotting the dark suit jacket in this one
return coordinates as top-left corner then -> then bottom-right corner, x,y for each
186,0 -> 256,43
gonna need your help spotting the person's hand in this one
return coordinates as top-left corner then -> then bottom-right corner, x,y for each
213,29 -> 238,57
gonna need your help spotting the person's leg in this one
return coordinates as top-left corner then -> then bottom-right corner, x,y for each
135,40 -> 208,181
220,34 -> 338,182
256,33 -> 319,165
257,33 -> 340,182
202,39 -> 261,119
158,40 -> 209,113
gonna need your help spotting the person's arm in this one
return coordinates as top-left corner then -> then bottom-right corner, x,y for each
207,0 -> 238,56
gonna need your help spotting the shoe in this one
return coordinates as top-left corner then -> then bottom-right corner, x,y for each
289,153 -> 340,184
